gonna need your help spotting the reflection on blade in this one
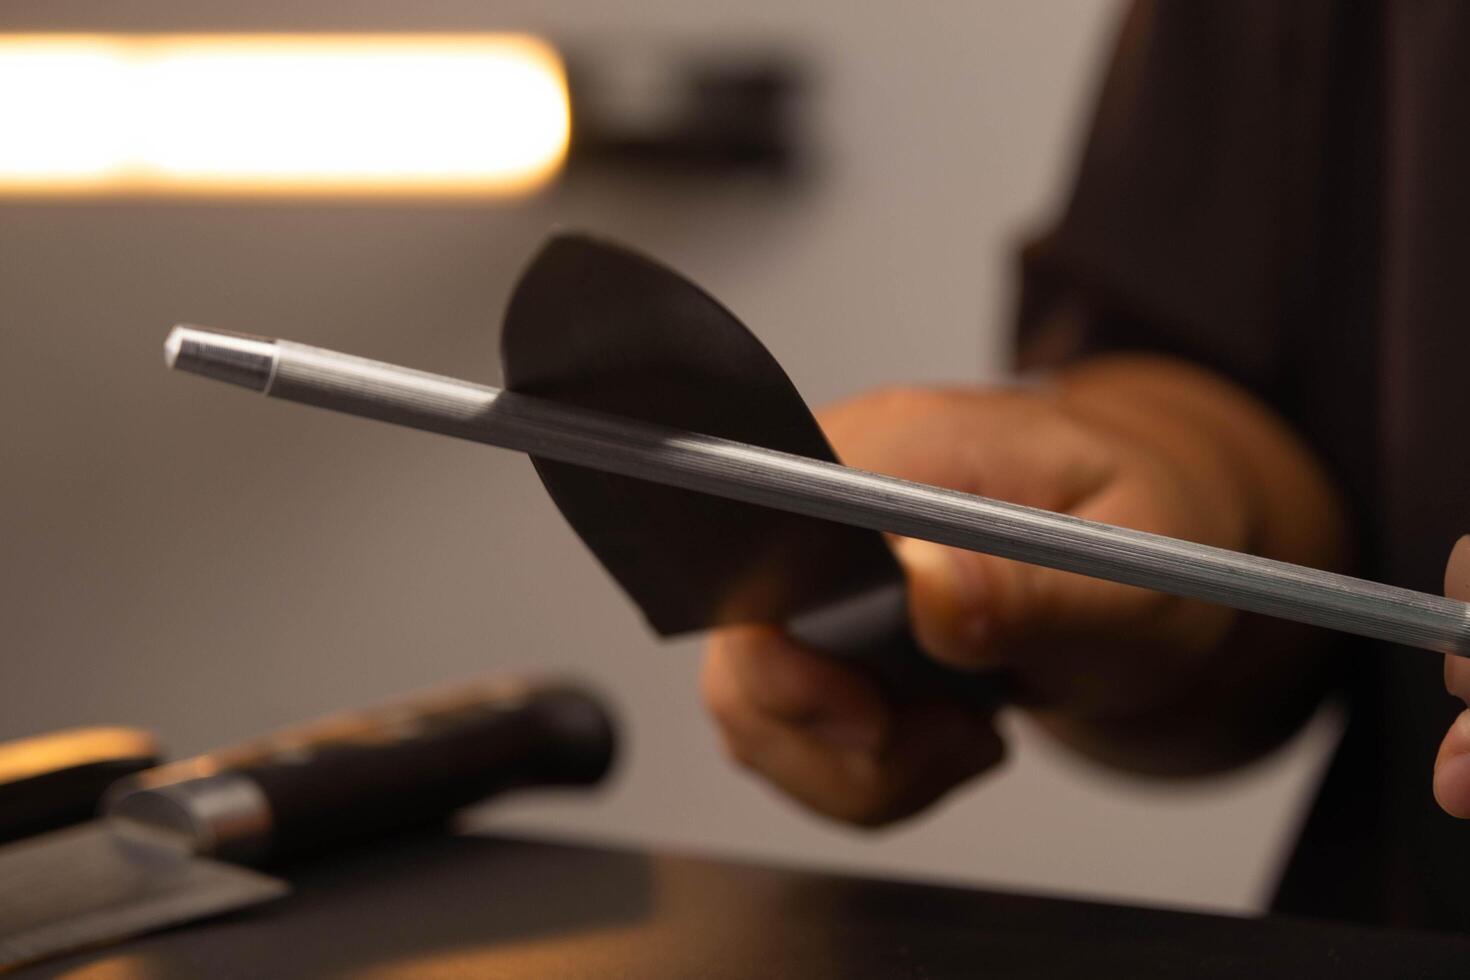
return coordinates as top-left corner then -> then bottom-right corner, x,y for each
0,820 -> 288,970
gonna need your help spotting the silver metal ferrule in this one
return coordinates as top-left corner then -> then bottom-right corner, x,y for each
166,325 -> 279,393
105,772 -> 274,863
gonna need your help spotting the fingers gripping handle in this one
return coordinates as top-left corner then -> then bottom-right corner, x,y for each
787,583 -> 1009,712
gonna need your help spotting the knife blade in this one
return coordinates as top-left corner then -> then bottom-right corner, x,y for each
0,679 -> 616,970
0,820 -> 286,972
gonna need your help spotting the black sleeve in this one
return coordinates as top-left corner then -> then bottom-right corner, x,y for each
1015,0 -> 1335,408
1015,0 -> 1385,548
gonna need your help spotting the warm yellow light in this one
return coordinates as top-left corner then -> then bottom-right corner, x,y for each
0,34 -> 571,196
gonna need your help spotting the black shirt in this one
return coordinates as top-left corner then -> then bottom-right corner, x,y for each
1018,0 -> 1470,930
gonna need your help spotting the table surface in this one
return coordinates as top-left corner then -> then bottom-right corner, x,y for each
21,831 -> 1470,979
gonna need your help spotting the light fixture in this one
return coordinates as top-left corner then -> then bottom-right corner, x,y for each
0,34 -> 570,196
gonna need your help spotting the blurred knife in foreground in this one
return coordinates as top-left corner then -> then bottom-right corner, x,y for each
0,680 -> 615,971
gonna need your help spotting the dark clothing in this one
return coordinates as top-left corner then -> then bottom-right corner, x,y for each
1019,1 -> 1470,930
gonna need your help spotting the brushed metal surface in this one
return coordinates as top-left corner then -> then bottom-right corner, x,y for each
167,326 -> 1470,657
0,821 -> 286,970
107,773 -> 274,864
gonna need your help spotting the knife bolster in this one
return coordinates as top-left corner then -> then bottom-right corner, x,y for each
106,772 -> 273,863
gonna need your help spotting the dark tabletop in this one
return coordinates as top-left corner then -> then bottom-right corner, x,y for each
20,831 -> 1470,979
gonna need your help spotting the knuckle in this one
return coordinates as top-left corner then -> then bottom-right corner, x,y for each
843,804 -> 902,831
700,657 -> 745,725
1447,655 -> 1470,700
869,385 -> 947,419
829,758 -> 900,828
719,731 -> 762,771
997,557 -> 1087,642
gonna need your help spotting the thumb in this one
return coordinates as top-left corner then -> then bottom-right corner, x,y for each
1434,708 -> 1470,819
892,538 -> 997,669
892,536 -> 1184,671
1434,537 -> 1470,817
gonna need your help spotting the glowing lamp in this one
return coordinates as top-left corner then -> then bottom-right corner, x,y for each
0,34 -> 571,196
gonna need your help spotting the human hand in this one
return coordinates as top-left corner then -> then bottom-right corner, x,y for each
702,358 -> 1336,826
1434,537 -> 1470,818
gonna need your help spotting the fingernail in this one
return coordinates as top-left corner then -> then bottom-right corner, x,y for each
809,719 -> 884,753
1434,710 -> 1470,819
1435,751 -> 1470,819
1456,708 -> 1470,743
895,539 -> 992,664
1445,535 -> 1470,601
1446,655 -> 1470,704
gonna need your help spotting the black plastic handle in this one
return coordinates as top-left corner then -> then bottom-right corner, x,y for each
785,583 -> 1011,711
109,681 -> 616,864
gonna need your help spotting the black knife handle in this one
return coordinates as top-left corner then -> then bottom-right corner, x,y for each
105,680 -> 616,864
786,583 -> 1011,712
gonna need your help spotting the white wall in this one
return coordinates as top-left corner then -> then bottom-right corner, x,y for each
0,0 -> 1335,913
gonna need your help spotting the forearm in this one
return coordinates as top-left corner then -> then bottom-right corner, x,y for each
1032,354 -> 1353,775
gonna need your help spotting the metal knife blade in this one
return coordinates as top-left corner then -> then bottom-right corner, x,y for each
0,820 -> 286,971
